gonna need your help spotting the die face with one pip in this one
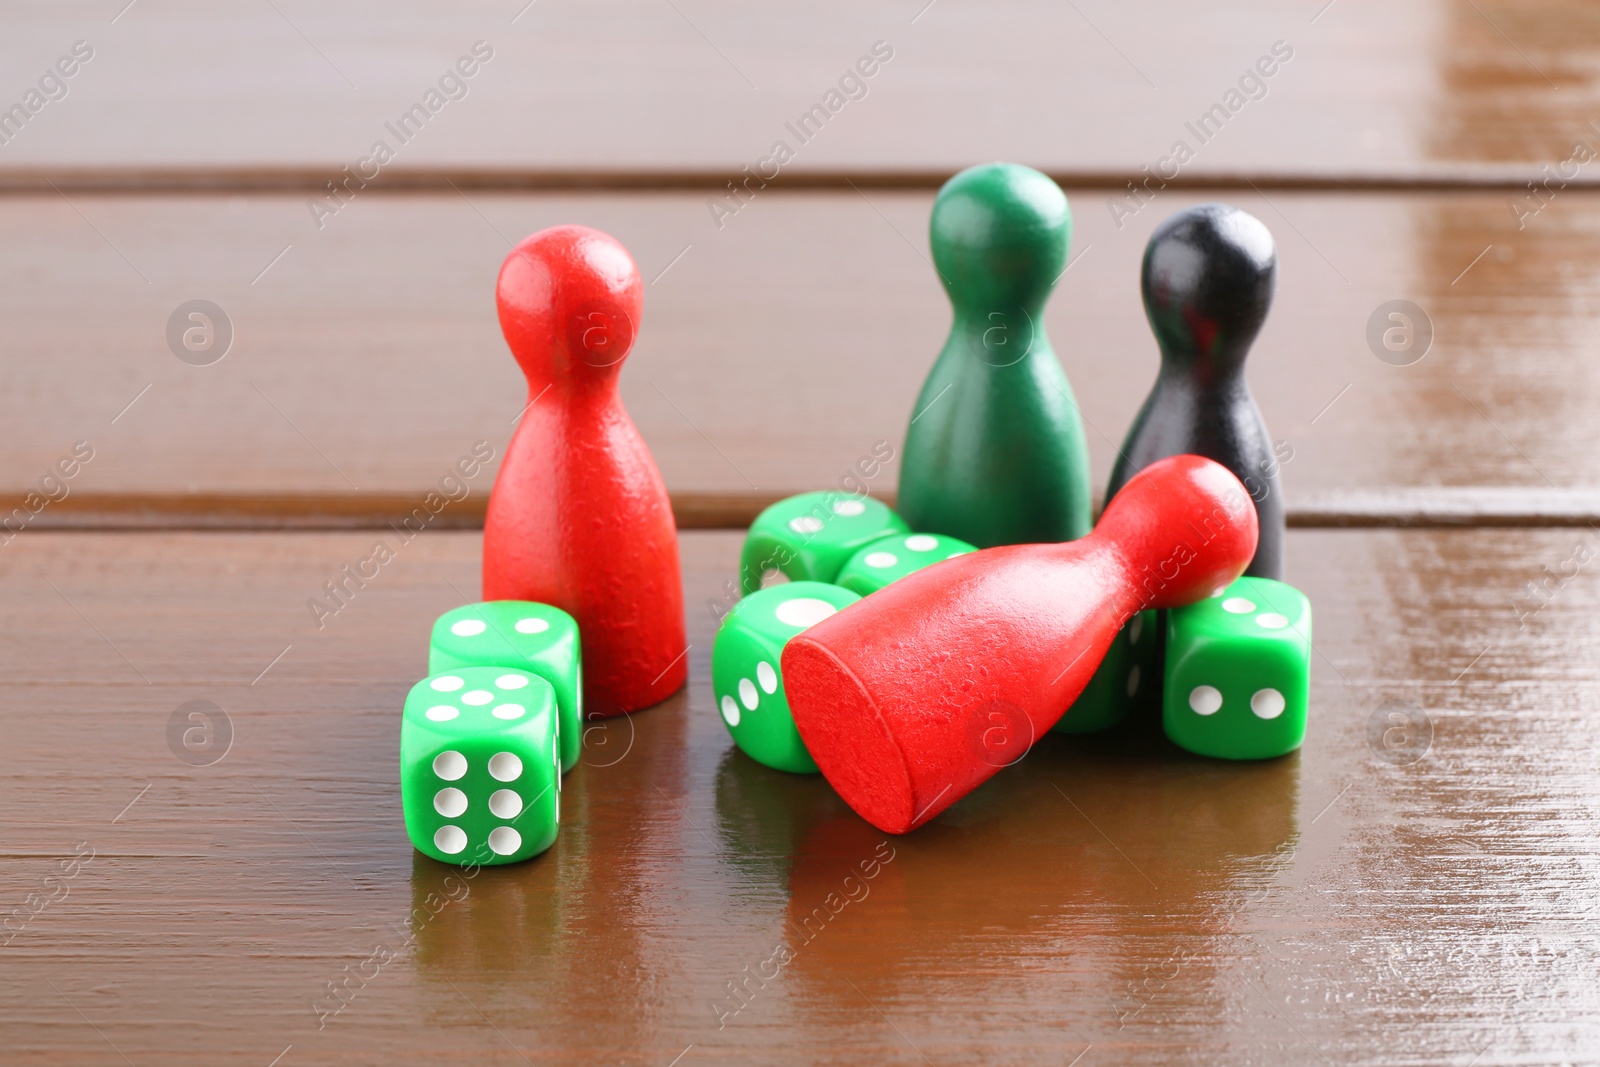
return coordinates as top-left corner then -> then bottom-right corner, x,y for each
738,492 -> 908,594
835,532 -> 975,596
428,601 -> 581,773
1054,609 -> 1161,734
1163,577 -> 1310,760
401,666 -> 560,866
713,581 -> 862,774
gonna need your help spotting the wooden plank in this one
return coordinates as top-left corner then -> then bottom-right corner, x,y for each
0,0 -> 1595,180
3,187 -> 1598,525
1,526 -> 1597,1063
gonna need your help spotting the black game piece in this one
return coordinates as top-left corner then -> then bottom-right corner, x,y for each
1106,203 -> 1285,579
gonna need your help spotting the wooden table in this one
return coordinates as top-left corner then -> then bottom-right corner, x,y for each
4,3 -> 1600,1064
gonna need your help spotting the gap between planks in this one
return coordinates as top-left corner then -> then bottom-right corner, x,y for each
1,165 -> 1597,196
12,488 -> 1600,533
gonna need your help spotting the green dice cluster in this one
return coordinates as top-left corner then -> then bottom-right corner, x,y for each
1163,577 -> 1311,760
721,493 -> 974,773
725,494 -> 1312,770
399,600 -> 583,866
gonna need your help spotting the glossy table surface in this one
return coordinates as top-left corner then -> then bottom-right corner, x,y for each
3,4 -> 1599,1065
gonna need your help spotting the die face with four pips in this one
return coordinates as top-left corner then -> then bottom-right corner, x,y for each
713,581 -> 861,774
401,666 -> 561,866
738,492 -> 908,594
429,601 -> 581,773
1163,577 -> 1311,760
1054,608 -> 1162,734
835,531 -> 976,596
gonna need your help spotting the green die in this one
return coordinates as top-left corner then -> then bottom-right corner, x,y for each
429,601 -> 581,774
713,581 -> 862,773
835,531 -> 976,595
1163,578 -> 1311,760
739,492 -> 908,594
1054,609 -> 1162,733
401,667 -> 561,866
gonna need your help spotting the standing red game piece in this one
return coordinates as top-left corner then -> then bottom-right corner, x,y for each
483,225 -> 687,717
782,454 -> 1259,834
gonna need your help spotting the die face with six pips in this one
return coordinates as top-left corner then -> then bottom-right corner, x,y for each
400,666 -> 561,866
1163,577 -> 1311,760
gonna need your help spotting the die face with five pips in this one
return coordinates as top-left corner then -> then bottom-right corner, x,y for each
835,531 -> 975,596
401,666 -> 561,866
713,581 -> 861,774
429,601 -> 581,773
739,492 -> 908,594
1163,577 -> 1310,760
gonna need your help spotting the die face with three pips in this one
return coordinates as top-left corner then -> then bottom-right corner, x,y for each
739,492 -> 908,594
401,666 -> 561,866
713,581 -> 861,774
1163,577 -> 1310,760
429,600 -> 581,773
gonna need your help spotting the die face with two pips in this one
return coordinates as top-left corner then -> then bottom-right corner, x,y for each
1054,609 -> 1162,734
739,492 -> 908,594
401,666 -> 561,866
713,581 -> 861,774
429,601 -> 581,773
835,531 -> 975,596
1163,577 -> 1311,760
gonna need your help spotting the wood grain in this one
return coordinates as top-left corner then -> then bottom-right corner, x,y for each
2,188 -> 1598,524
2,4 -> 1592,1062
0,527 -> 1595,1064
1,1 -> 1597,180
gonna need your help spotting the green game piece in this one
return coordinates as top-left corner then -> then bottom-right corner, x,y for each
713,581 -> 862,773
429,601 -> 581,773
1163,578 -> 1311,760
401,666 -> 561,866
738,492 -> 907,594
835,531 -> 976,595
1054,609 -> 1162,733
897,163 -> 1094,549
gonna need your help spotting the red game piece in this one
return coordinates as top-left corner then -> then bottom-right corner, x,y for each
781,454 -> 1259,833
483,225 -> 687,717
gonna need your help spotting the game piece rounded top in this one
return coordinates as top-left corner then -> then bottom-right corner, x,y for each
1141,204 -> 1276,368
496,224 -> 643,381
929,162 -> 1071,311
1097,453 -> 1260,609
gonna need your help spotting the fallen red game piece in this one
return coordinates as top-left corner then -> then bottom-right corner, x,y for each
483,225 -> 687,716
781,454 -> 1259,833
